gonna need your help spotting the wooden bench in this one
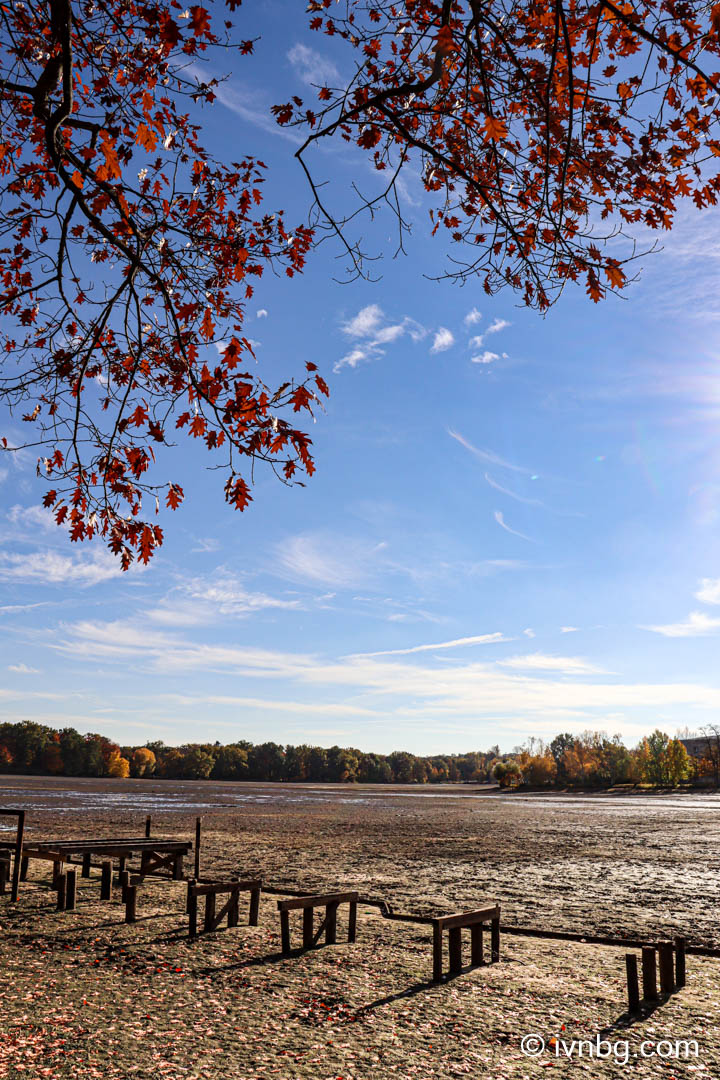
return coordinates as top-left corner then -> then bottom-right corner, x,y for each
277,892 -> 358,955
21,838 -> 192,884
431,904 -> 500,982
0,809 -> 25,901
187,879 -> 261,937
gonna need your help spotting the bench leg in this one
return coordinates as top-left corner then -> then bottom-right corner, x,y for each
204,893 -> 215,933
348,900 -> 357,944
325,901 -> 338,945
20,856 -> 28,883
82,854 -> 91,878
471,923 -> 483,967
173,854 -> 184,881
303,906 -> 314,949
280,909 -> 291,955
432,923 -> 443,983
101,860 -> 112,901
491,918 -> 500,963
248,886 -> 260,927
448,927 -> 463,974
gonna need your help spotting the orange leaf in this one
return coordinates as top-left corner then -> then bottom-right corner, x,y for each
70,170 -> 84,189
435,24 -> 457,57
200,308 -> 215,341
604,264 -> 626,289
135,122 -> 158,152
483,116 -> 508,141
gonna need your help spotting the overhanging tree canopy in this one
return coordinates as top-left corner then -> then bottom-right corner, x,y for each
2,0 -> 719,566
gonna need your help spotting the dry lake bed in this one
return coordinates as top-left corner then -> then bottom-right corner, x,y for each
1,775 -> 719,1078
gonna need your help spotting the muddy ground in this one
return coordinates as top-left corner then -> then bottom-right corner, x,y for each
1,775 -> 719,1078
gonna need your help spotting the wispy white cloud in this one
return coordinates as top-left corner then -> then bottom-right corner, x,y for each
431,327 -> 455,353
695,578 -> 720,605
469,317 -> 511,349
349,633 -> 508,658
464,307 -> 483,326
273,533 -> 386,589
336,305 -> 427,372
287,42 -> 340,87
0,548 -> 125,587
498,653 -> 604,674
211,79 -> 302,144
560,626 -> 579,633
256,308 -> 268,319
494,510 -> 534,542
523,628 -> 535,638
485,473 -> 543,506
642,611 -> 720,638
8,663 -> 41,674
145,572 -> 301,627
47,618 -> 720,727
471,351 -> 500,365
448,429 -> 531,474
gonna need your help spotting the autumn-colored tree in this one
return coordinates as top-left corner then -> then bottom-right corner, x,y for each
0,0 -> 324,568
5,1 -> 720,566
106,748 -> 131,777
520,752 -> 558,787
286,0 -> 720,309
131,747 -> 157,778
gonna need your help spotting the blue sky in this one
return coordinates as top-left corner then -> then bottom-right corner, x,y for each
2,5 -> 720,755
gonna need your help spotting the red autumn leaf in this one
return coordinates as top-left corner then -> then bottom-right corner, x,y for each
200,308 -> 215,341
135,122 -> 158,152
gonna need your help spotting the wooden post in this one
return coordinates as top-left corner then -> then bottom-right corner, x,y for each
52,859 -> 62,887
280,909 -> 291,954
125,884 -> 137,924
491,917 -> 500,962
642,946 -> 658,1002
145,815 -> 151,838
186,878 -> 195,915
81,853 -> 92,878
117,855 -> 127,882
56,873 -> 67,911
625,954 -> 640,1013
204,891 -> 216,933
675,937 -> 686,989
188,885 -> 198,938
658,941 -> 675,994
65,867 -> 76,911
348,900 -> 357,944
11,810 -> 24,901
194,817 -> 201,881
470,923 -> 483,966
173,853 -> 183,881
325,901 -> 338,945
20,855 -> 28,883
249,884 -> 260,927
0,851 -> 9,895
448,927 -> 463,974
303,906 -> 314,948
432,922 -> 443,983
119,869 -> 130,901
100,860 -> 112,901
228,884 -> 239,929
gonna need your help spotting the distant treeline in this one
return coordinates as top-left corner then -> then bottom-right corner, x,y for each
0,721 -> 718,787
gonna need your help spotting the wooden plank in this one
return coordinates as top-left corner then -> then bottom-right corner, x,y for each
434,905 -> 500,931
470,923 -> 483,966
642,946 -> 658,1001
626,954 -> 640,1013
192,879 -> 261,896
448,927 -> 463,973
278,891 -> 359,911
432,922 -> 443,983
24,840 -> 191,856
280,909 -> 291,954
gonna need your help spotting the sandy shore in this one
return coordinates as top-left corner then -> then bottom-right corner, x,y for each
1,775 -> 719,1078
